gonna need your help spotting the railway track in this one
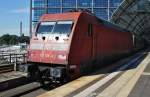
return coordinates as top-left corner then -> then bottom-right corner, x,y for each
0,50 -> 148,97
0,64 -> 14,74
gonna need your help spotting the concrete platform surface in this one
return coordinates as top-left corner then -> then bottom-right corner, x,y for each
0,71 -> 27,83
97,53 -> 150,97
38,50 -> 150,97
128,58 -> 150,97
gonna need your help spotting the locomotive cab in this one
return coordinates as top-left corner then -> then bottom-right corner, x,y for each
32,20 -> 74,64
22,13 -> 79,81
37,20 -> 73,42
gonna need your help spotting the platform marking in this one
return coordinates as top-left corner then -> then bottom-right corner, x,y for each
142,72 -> 150,75
97,55 -> 149,97
114,54 -> 150,97
73,54 -> 143,97
97,69 -> 137,97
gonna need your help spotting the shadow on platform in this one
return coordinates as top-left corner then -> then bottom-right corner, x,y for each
87,49 -> 149,76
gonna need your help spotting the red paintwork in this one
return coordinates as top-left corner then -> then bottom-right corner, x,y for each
28,50 -> 68,64
27,12 -> 134,80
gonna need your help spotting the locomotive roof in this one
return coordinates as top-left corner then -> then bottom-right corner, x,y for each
94,16 -> 130,33
40,12 -> 130,33
40,12 -> 81,22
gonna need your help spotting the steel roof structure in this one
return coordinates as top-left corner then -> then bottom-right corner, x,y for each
111,0 -> 150,43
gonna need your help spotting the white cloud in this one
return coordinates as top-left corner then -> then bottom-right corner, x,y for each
11,8 -> 29,14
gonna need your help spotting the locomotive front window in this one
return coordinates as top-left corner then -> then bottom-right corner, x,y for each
53,21 -> 73,35
37,22 -> 56,34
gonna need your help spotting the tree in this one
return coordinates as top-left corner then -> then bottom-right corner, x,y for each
0,34 -> 29,45
9,35 -> 19,45
19,34 -> 30,44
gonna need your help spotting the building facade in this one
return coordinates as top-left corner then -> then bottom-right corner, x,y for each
31,0 -> 123,29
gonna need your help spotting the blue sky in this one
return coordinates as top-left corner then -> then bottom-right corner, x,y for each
0,0 -> 29,36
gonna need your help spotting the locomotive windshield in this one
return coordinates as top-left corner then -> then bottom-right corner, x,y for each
37,21 -> 73,35
37,22 -> 56,34
53,21 -> 73,35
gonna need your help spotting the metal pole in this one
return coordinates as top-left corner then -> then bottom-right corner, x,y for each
23,54 -> 25,63
10,54 -> 11,64
76,0 -> 78,10
46,0 -> 48,14
14,54 -> 17,71
61,0 -> 63,13
30,0 -> 32,38
92,0 -> 94,13
108,0 -> 110,20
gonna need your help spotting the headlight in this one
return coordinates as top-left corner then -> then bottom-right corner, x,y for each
58,55 -> 67,60
50,68 -> 61,78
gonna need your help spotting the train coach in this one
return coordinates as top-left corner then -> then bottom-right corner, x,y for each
19,10 -> 134,82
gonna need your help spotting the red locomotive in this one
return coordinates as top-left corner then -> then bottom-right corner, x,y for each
19,11 -> 134,82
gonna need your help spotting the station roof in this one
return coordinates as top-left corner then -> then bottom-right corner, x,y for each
111,0 -> 150,43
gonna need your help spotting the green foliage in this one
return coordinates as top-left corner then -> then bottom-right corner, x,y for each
19,34 -> 30,43
0,34 -> 29,45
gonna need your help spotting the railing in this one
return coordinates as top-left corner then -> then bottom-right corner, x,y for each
0,53 -> 27,64
0,53 -> 27,71
0,45 -> 27,72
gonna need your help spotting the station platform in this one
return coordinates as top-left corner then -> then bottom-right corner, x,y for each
0,71 -> 27,83
128,59 -> 150,97
38,49 -> 150,97
0,71 -> 28,92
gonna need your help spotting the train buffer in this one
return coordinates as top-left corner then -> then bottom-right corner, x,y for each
38,49 -> 150,97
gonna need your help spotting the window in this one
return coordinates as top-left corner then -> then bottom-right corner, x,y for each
37,21 -> 74,35
110,0 -> 123,7
37,22 -> 56,34
53,21 -> 73,35
47,0 -> 61,7
34,9 -> 46,21
63,8 -> 76,12
48,8 -> 61,14
94,0 -> 108,7
63,0 -> 76,7
78,0 -> 92,7
88,23 -> 93,37
34,0 -> 46,7
94,8 -> 108,20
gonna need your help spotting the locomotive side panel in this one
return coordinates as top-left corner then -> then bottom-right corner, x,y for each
68,13 -> 134,76
94,22 -> 134,65
68,13 -> 97,78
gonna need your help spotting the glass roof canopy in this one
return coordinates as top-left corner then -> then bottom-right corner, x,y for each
111,0 -> 150,43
